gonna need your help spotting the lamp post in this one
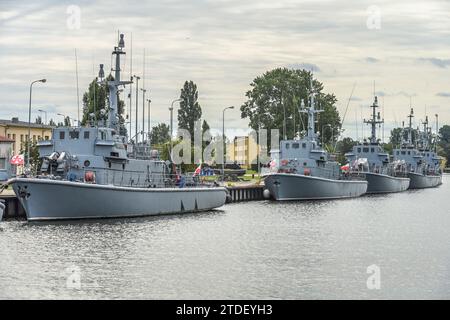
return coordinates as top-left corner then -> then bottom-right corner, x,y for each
141,88 -> 146,143
169,98 -> 182,160
222,106 -> 234,180
27,79 -> 46,171
38,109 -> 47,125
133,75 -> 140,143
147,98 -> 151,144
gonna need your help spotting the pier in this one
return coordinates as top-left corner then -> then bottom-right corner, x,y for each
226,185 -> 265,203
0,189 -> 25,219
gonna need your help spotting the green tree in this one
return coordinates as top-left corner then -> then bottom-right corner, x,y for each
438,125 -> 450,162
390,127 -> 419,147
48,119 -> 56,127
150,123 -> 171,145
335,137 -> 357,164
178,80 -> 202,139
81,75 -> 127,135
35,116 -> 42,124
20,140 -> 40,174
240,68 -> 341,148
64,117 -> 71,127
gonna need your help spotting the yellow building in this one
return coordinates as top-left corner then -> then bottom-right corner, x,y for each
227,135 -> 259,169
0,117 -> 53,156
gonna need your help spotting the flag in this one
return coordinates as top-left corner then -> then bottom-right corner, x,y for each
193,164 -> 202,177
10,154 -> 24,165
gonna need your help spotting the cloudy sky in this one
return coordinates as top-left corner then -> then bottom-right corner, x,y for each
1,0 -> 449,141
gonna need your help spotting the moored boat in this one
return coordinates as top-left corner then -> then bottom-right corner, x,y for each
345,96 -> 410,193
263,79 -> 368,200
6,34 -> 227,221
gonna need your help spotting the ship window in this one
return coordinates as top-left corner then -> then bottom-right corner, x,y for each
363,147 -> 369,153
84,160 -> 90,167
302,143 -> 306,148
59,131 -> 65,139
371,148 -> 374,153
427,153 -> 429,157
285,143 -> 290,149
292,143 -> 299,149
84,131 -> 90,139
407,151 -> 410,155
303,162 -> 307,166
357,148 -> 361,153
401,151 -> 406,155
396,151 -> 399,155
69,131 -> 79,139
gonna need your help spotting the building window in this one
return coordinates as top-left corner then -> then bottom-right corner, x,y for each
33,135 -> 36,141
45,136 -> 49,140
12,134 -> 16,140
0,158 -> 6,169
84,131 -> 90,139
7,134 -> 10,138
60,131 -> 65,139
20,134 -> 24,142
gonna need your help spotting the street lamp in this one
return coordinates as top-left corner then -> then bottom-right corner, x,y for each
27,78 -> 46,171
133,75 -> 140,144
141,88 -> 147,143
38,109 -> 47,125
222,106 -> 235,181
169,98 -> 182,160
147,98 -> 151,144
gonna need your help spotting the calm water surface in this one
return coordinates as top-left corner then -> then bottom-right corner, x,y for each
1,175 -> 450,299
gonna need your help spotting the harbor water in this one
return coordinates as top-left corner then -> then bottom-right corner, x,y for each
0,175 -> 449,299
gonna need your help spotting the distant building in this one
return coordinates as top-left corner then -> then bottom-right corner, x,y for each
0,117 -> 53,156
0,135 -> 14,181
227,135 -> 259,169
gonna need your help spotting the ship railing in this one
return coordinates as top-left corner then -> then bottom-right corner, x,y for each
82,167 -> 204,188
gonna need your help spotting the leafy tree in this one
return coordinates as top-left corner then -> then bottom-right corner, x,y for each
64,116 -> 71,127
81,75 -> 127,135
335,137 -> 357,164
48,119 -> 56,127
438,125 -> 450,162
20,140 -> 41,174
240,68 -> 341,149
390,127 -> 418,147
150,123 -> 171,145
35,116 -> 42,124
178,80 -> 202,139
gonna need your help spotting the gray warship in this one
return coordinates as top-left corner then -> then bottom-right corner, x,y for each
5,34 -> 227,221
263,84 -> 368,200
345,96 -> 410,193
393,109 -> 442,189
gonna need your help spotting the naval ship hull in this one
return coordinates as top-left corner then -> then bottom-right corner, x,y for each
364,173 -> 410,194
263,173 -> 368,200
408,172 -> 442,189
9,178 -> 227,221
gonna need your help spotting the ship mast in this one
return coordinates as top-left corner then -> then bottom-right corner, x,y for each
407,108 -> 414,146
104,34 -> 132,132
300,76 -> 322,142
422,115 -> 429,150
363,96 -> 383,144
